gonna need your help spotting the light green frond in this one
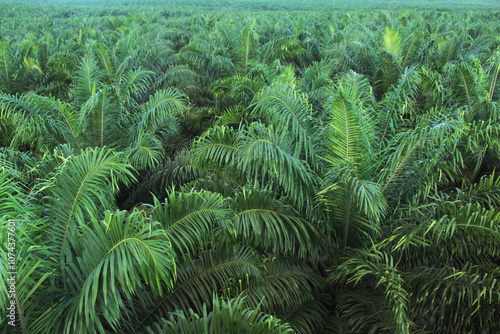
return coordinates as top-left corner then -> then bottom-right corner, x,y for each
382,27 -> 402,56
323,84 -> 364,165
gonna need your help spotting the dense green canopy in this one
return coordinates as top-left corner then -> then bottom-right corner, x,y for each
1,1 -> 499,333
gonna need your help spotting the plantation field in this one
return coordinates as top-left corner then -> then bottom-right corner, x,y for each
1,0 -> 499,333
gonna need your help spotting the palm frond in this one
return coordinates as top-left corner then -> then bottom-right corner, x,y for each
133,246 -> 262,329
43,147 -> 135,259
63,209 -> 176,334
0,93 -> 81,151
138,89 -> 187,139
382,27 -> 402,56
239,22 -> 258,75
240,123 -> 317,213
376,65 -> 420,142
252,83 -> 316,162
119,150 -> 204,209
151,189 -> 233,259
192,125 -> 243,169
232,186 -> 323,259
279,293 -> 332,334
238,257 -> 326,316
323,78 -> 369,166
330,249 -> 411,334
125,131 -> 163,169
146,293 -> 294,334
71,56 -> 102,107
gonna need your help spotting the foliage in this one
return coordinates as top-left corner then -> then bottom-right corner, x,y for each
1,1 -> 500,333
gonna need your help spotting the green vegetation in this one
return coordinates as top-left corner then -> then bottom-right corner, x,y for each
1,0 -> 499,333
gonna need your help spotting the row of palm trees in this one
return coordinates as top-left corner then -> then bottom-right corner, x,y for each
1,3 -> 500,333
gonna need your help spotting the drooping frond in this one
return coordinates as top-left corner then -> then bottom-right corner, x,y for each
63,210 -> 176,334
279,293 -> 332,334
297,59 -> 337,102
240,123 -> 317,213
119,150 -> 204,209
0,92 -> 81,150
376,65 -> 421,142
43,147 -> 135,258
0,165 -> 24,218
151,189 -> 233,259
133,246 -> 262,329
0,41 -> 12,93
407,265 -> 500,333
252,83 -> 316,162
330,249 -> 411,334
377,109 -> 462,202
487,50 -> 500,101
238,257 -> 326,316
232,186 -> 323,259
445,62 -> 479,111
145,294 -> 294,334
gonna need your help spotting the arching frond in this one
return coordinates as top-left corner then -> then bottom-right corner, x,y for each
133,246 -> 262,330
138,89 -> 187,139
43,147 -> 135,259
252,83 -> 316,162
232,186 -> 323,259
125,131 -> 163,169
146,294 -> 294,334
330,249 -> 411,334
192,125 -> 243,169
71,56 -> 102,107
240,123 -> 317,213
118,69 -> 154,103
151,190 -> 233,259
63,210 -> 176,334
